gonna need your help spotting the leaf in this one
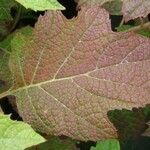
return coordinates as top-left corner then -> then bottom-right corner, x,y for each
75,0 -> 112,7
1,6 -> 150,141
108,108 -> 147,139
0,26 -> 33,93
0,44 -> 12,93
0,114 -> 45,150
75,0 -> 122,15
0,0 -> 17,40
121,136 -> 150,150
0,21 -> 12,41
26,136 -> 77,150
90,139 -> 120,150
0,35 -> 12,92
103,0 -> 122,15
122,0 -> 150,22
15,0 -> 65,11
0,30 -> 15,93
117,25 -> 150,38
0,0 -> 16,21
76,0 -> 150,21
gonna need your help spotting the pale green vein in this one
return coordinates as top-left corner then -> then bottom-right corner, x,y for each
0,59 -> 149,100
30,47 -> 45,84
53,9 -> 102,79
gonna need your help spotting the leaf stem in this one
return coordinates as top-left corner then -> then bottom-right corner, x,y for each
119,18 -> 124,27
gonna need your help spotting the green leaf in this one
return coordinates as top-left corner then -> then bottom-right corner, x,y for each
0,0 -> 16,20
15,0 -> 65,11
103,0 -> 122,15
137,29 -> 150,38
108,108 -> 147,140
91,139 -> 120,150
27,137 -> 77,150
9,26 -> 33,87
0,21 -> 12,41
116,25 -> 133,32
0,114 -> 46,150
0,32 -> 14,92
0,26 -> 33,93
117,25 -> 150,38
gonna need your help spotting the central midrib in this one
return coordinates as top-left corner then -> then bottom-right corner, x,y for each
8,69 -> 96,95
0,59 -> 148,99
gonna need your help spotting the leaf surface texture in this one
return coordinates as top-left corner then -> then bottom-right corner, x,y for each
122,0 -> 150,21
91,139 -> 120,150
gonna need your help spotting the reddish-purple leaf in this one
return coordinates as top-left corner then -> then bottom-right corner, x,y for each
75,0 -> 150,21
75,0 -> 110,6
4,6 -> 150,141
122,0 -> 150,22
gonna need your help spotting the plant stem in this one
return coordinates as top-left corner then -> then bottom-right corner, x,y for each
124,22 -> 150,32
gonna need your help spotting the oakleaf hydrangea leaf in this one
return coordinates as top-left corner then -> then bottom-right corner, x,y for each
75,0 -> 113,6
75,0 -> 123,15
0,26 -> 33,93
122,0 -> 150,22
0,114 -> 45,150
103,0 -> 122,15
75,0 -> 150,21
15,0 -> 65,11
1,6 -> 150,141
91,139 -> 120,150
0,31 -> 18,93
